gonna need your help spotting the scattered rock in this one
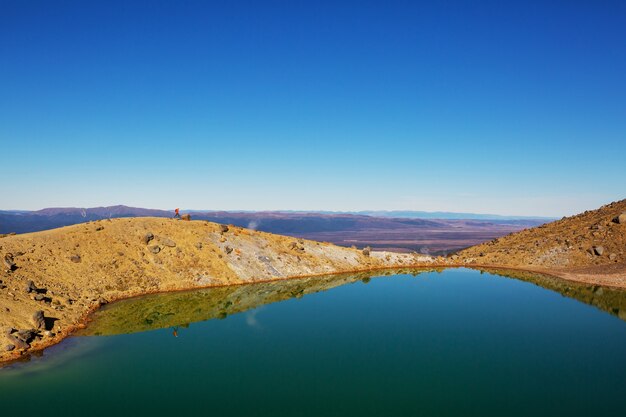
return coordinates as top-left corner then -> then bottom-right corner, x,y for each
612,212 -> 626,224
16,330 -> 36,343
24,280 -> 37,293
287,241 -> 305,252
143,232 -> 154,244
224,246 -> 233,255
3,253 -> 16,271
95,225 -> 104,231
4,344 -> 15,352
362,247 -> 371,257
609,253 -> 617,261
34,294 -> 45,301
5,335 -> 28,350
593,246 -> 604,256
32,310 -> 45,329
195,242 -> 203,249
181,214 -> 191,221
59,296 -> 73,306
149,245 -> 161,254
160,238 -> 176,247
70,254 -> 81,263
220,224 -> 229,233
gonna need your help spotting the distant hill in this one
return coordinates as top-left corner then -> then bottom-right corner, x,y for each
0,205 -> 548,254
0,205 -> 171,234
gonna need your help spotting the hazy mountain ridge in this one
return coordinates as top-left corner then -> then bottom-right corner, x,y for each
0,205 -> 547,254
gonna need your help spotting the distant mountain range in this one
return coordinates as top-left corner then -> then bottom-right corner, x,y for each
349,210 -> 552,221
0,205 -> 550,254
188,209 -> 553,221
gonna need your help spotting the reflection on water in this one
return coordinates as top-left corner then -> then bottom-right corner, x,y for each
80,268 -> 436,336
82,267 -> 626,337
478,268 -> 626,322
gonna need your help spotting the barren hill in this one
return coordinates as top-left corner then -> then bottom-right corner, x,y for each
457,199 -> 626,285
0,217 -> 431,363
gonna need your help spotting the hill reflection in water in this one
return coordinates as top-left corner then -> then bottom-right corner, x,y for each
80,268 -> 626,337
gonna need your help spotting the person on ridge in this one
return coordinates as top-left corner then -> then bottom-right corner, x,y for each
174,208 -> 181,219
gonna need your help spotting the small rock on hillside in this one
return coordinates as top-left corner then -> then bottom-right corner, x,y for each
143,232 -> 154,244
32,310 -> 45,329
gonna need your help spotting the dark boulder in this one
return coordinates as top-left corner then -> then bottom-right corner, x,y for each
149,245 -> 161,254
70,255 -> 81,263
224,246 -> 233,255
143,232 -> 154,244
613,212 -> 626,224
16,329 -> 37,343
362,247 -> 371,257
25,280 -> 37,293
220,224 -> 229,233
6,335 -> 29,350
3,253 -> 16,271
32,310 -> 45,330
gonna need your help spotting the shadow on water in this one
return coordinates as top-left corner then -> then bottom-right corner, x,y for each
79,267 -> 626,338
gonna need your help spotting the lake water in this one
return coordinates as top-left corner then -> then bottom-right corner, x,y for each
1,268 -> 626,416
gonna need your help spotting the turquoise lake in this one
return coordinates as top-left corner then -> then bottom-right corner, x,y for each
1,268 -> 625,416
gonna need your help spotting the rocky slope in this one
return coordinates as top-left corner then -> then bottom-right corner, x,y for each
457,199 -> 626,286
0,217 -> 432,362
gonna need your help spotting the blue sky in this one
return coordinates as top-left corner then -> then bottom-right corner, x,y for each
1,1 -> 625,216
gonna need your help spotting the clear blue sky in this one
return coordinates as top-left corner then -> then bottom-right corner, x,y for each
1,1 -> 624,216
